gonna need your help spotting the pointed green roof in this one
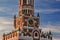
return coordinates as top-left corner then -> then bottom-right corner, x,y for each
37,13 -> 40,17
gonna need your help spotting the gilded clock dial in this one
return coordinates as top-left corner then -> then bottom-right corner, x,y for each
28,19 -> 33,25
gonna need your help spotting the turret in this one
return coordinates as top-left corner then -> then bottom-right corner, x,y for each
37,13 -> 40,17
48,31 -> 52,40
14,15 -> 16,29
2,33 -> 5,40
19,0 -> 34,16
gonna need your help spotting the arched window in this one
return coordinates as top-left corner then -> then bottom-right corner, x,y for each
28,0 -> 31,4
35,33 -> 38,37
22,9 -> 27,15
23,0 -> 27,4
34,31 -> 39,38
28,0 -> 33,5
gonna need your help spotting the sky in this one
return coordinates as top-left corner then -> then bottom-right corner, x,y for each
0,0 -> 60,40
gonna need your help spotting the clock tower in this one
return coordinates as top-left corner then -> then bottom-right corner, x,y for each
19,0 -> 34,16
2,0 -> 52,40
14,0 -> 39,31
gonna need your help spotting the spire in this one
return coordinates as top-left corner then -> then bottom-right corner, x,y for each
3,33 -> 5,36
48,31 -> 52,40
14,15 -> 16,19
37,13 -> 40,17
49,31 -> 52,35
14,15 -> 16,29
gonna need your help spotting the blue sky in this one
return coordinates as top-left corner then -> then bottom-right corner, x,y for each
0,0 -> 60,40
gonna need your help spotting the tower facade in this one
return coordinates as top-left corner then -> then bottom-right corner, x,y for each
19,0 -> 34,16
2,0 -> 52,40
14,0 -> 39,30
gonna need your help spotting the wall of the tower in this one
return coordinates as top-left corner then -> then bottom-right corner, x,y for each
2,0 -> 53,40
2,31 -> 19,40
14,0 -> 39,30
14,0 -> 35,30
19,0 -> 34,16
23,16 -> 39,27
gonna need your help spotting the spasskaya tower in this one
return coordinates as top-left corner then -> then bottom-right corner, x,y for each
2,0 -> 52,40
14,0 -> 39,30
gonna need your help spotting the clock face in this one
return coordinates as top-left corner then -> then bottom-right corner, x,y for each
28,19 -> 34,25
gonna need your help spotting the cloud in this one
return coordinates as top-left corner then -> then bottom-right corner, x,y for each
40,22 -> 60,33
0,17 -> 13,31
0,17 -> 13,32
0,7 -> 17,12
39,23 -> 60,40
0,7 -> 18,17
40,25 -> 60,33
35,9 -> 60,13
0,17 -> 14,40
0,7 -> 7,12
0,17 -> 13,25
53,37 -> 60,40
0,7 -> 15,13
